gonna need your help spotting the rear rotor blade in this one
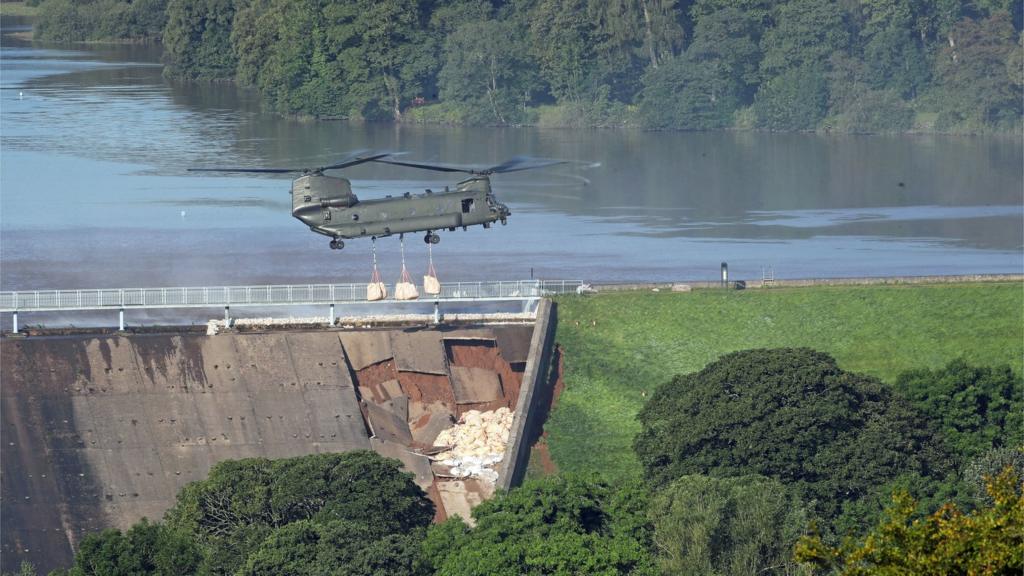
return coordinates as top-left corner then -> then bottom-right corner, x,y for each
370,155 -> 570,175
487,156 -> 567,174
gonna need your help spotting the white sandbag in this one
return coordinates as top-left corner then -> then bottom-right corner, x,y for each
367,282 -> 387,301
395,281 -> 419,301
424,274 -> 441,295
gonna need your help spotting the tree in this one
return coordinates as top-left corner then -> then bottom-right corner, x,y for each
640,5 -> 761,129
759,0 -> 849,76
634,349 -> 951,523
964,447 -> 1024,506
34,0 -> 168,42
931,11 -> 1022,130
423,475 -> 657,575
528,0 -> 600,104
164,451 -> 434,574
649,475 -> 809,576
65,519 -> 199,576
321,0 -> 437,120
795,467 -> 1024,575
163,0 -> 239,80
238,520 -> 427,576
438,18 -> 538,124
895,360 -> 1023,460
857,0 -> 930,98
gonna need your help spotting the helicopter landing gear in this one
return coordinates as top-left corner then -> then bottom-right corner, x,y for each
329,238 -> 345,250
424,232 -> 440,245
500,218 -> 507,225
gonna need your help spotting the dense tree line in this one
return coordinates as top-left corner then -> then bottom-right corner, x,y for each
32,0 -> 1023,132
11,351 -> 1022,575
33,0 -> 167,42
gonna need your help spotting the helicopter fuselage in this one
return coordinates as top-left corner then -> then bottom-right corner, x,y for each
289,173 -> 510,247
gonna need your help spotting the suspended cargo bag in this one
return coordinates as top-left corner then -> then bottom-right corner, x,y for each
367,240 -> 388,301
423,243 -> 441,295
395,237 -> 419,301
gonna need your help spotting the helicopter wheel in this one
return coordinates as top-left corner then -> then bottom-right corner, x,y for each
329,239 -> 344,250
424,232 -> 440,244
500,218 -> 507,225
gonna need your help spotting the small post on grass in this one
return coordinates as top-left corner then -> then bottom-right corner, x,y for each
721,262 -> 729,288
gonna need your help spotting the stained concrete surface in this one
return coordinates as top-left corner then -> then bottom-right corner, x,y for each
1,324 -> 534,574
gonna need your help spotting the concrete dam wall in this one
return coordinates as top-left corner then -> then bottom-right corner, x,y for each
1,324 -> 536,573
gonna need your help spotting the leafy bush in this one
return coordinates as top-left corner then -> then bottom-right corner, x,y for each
634,348 -> 950,522
964,447 -> 1024,506
423,475 -> 656,575
649,475 -> 809,576
833,89 -> 914,133
895,360 -> 1023,460
796,467 -> 1024,575
754,65 -> 829,130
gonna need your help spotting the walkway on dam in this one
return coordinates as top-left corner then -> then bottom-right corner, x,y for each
0,280 -> 582,331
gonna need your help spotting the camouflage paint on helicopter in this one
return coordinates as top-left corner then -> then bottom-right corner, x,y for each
190,151 -> 564,250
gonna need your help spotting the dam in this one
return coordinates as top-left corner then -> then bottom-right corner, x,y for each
0,303 -> 556,574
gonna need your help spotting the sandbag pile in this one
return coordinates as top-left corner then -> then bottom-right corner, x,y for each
432,408 -> 514,483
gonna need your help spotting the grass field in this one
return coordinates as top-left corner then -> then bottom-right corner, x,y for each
541,282 -> 1023,480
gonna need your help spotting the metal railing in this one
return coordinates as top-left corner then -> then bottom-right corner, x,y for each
0,280 -> 583,312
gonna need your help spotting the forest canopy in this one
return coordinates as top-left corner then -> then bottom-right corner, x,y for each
31,0 -> 1023,132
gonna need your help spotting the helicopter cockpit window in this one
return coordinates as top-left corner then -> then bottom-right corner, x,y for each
461,199 -> 474,213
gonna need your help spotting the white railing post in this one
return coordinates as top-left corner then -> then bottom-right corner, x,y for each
329,303 -> 335,326
119,308 -> 124,331
12,311 -> 17,334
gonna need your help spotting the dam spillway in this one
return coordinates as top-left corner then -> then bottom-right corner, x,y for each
1,322 -> 542,573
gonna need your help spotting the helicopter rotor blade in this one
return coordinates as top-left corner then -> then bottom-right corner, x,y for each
321,151 -> 394,171
370,155 -> 571,175
188,149 -> 399,175
368,158 -> 481,174
487,156 -> 567,174
187,167 -> 303,174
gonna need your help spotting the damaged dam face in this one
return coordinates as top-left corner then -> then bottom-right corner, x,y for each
0,324 -> 536,574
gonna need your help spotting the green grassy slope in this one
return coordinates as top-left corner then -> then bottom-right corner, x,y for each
545,283 -> 1024,480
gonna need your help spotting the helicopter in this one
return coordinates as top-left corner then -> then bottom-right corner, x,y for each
189,150 -> 566,250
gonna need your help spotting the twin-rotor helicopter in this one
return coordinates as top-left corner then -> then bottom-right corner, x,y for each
189,150 -> 572,251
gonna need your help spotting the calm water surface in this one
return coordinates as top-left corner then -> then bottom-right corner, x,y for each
2,29 -> 1022,292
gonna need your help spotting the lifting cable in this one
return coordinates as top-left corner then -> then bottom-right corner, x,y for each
399,235 -> 413,285
370,238 -> 383,285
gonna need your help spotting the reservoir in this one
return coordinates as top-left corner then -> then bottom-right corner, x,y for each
2,24 -> 1022,290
